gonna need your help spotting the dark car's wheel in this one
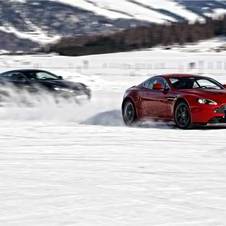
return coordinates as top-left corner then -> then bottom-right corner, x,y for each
174,102 -> 192,129
122,100 -> 137,126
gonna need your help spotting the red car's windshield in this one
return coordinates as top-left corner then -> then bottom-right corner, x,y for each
169,77 -> 223,90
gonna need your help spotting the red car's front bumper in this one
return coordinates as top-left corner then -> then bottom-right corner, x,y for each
191,104 -> 226,125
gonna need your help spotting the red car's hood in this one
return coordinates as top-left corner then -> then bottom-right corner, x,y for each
178,88 -> 226,103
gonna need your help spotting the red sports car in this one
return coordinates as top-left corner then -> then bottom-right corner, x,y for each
122,74 -> 226,129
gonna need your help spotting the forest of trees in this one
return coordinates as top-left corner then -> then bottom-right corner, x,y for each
47,15 -> 226,56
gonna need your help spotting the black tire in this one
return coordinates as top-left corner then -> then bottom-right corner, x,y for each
174,101 -> 192,129
122,100 -> 137,126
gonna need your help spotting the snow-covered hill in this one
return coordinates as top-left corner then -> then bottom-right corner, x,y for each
1,0 -> 226,52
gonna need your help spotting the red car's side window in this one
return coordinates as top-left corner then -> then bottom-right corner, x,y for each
143,77 -> 170,90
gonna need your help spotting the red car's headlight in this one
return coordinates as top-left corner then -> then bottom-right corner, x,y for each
197,98 -> 218,106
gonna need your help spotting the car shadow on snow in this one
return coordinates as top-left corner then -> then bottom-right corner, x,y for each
192,125 -> 226,130
82,110 -> 226,130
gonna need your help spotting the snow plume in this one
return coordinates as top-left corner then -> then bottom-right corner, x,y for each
0,86 -> 88,122
82,110 -> 123,126
0,87 -> 123,125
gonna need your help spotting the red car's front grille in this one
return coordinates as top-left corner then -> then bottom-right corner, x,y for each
215,105 -> 226,113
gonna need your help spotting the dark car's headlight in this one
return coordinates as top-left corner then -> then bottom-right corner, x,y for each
54,87 -> 74,93
197,98 -> 217,106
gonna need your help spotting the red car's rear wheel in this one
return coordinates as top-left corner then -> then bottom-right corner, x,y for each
174,102 -> 192,129
122,100 -> 137,126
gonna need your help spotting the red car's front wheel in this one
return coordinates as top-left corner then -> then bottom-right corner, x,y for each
174,102 -> 192,129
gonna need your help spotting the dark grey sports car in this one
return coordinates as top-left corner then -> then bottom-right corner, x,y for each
0,69 -> 91,104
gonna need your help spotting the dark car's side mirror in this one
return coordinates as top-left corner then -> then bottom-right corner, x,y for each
58,76 -> 63,80
153,83 -> 164,91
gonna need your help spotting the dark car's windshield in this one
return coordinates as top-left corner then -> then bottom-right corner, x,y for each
24,71 -> 60,81
169,77 -> 223,90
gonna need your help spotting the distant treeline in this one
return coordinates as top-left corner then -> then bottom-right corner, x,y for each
47,16 -> 226,56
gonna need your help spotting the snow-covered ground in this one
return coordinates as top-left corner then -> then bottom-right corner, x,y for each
1,49 -> 226,225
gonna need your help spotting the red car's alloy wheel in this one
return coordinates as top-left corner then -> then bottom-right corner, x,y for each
174,102 -> 192,129
122,100 -> 136,126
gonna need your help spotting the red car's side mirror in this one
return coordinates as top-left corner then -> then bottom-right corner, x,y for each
153,83 -> 164,91
223,84 -> 226,89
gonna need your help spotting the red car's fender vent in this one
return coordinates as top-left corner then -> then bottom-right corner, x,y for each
215,105 -> 226,114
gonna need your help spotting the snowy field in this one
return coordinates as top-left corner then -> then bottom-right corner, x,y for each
1,49 -> 226,225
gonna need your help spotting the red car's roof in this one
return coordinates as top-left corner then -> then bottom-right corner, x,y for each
162,74 -> 199,78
